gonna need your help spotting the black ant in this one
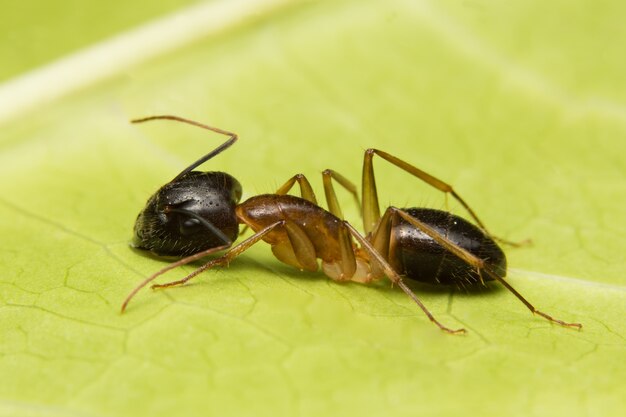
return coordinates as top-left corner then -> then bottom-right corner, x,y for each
121,115 -> 582,334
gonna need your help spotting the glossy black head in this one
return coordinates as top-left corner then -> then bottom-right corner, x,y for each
132,171 -> 242,256
390,208 -> 507,287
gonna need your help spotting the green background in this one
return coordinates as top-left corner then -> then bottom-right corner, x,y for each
1,0 -> 625,416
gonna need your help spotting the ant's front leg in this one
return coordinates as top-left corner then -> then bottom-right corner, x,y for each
151,220 -> 285,290
121,221 -> 284,312
240,174 -> 319,237
275,174 -> 318,204
275,171 -> 361,221
121,243 -> 230,312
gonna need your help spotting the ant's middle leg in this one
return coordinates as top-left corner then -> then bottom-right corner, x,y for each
362,149 -> 529,246
342,220 -> 466,334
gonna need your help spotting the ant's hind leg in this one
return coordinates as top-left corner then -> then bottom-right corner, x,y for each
390,207 -> 582,329
362,149 -> 529,247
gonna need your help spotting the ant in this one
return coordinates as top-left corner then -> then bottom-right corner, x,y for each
121,115 -> 582,334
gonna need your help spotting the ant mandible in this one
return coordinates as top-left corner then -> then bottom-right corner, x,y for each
121,115 -> 582,334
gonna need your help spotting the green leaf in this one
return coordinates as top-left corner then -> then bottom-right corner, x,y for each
1,0 -> 625,416
0,0 -> 200,82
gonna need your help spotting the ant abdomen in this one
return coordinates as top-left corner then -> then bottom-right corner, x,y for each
133,171 -> 242,256
389,208 -> 507,286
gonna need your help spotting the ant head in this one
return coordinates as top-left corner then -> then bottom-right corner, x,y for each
132,171 -> 242,256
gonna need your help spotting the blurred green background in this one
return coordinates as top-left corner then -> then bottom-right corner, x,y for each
1,1 -> 625,416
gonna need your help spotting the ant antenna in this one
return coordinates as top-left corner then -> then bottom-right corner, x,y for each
131,115 -> 238,183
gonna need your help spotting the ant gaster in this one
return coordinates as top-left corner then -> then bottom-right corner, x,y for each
122,115 -> 582,334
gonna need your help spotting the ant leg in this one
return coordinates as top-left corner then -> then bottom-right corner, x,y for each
121,243 -> 230,313
239,174 -> 315,237
362,149 -> 529,246
275,170 -> 360,220
131,115 -> 238,184
362,149 -> 382,234
321,169 -> 361,219
151,220 -> 285,290
272,219 -> 359,278
320,224 -> 360,281
391,207 -> 582,329
121,221 -> 284,312
336,225 -> 358,279
277,220 -> 319,272
275,174 -> 318,204
275,171 -> 361,219
343,221 -> 465,334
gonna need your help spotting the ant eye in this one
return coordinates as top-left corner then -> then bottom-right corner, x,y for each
180,217 -> 202,235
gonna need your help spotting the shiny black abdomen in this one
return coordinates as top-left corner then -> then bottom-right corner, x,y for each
389,208 -> 506,286
133,171 -> 242,256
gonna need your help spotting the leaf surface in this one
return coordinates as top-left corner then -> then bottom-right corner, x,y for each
1,1 -> 625,416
